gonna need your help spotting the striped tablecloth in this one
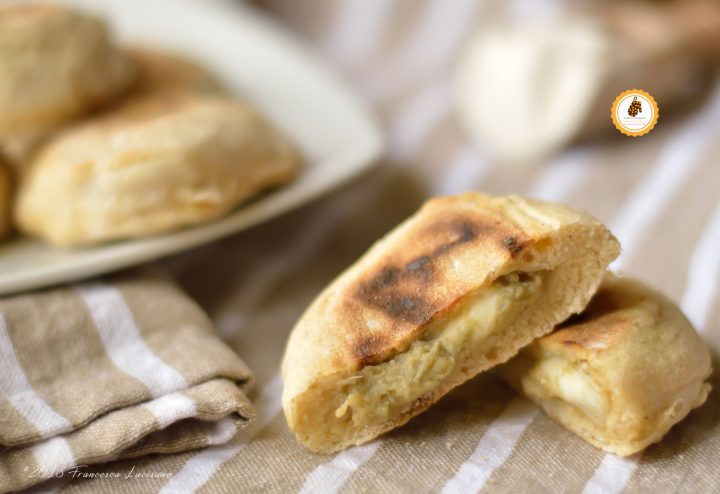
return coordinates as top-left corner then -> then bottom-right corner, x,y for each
44,0 -> 720,492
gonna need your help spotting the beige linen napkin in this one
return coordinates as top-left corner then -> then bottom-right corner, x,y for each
0,269 -> 255,492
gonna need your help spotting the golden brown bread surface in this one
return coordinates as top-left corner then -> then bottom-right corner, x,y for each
0,132 -> 48,172
125,48 -> 224,96
14,93 -> 300,246
0,4 -> 136,140
0,158 -> 11,239
282,193 -> 619,453
500,275 -> 713,456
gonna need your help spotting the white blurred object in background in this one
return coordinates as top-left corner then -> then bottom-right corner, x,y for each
455,17 -> 609,165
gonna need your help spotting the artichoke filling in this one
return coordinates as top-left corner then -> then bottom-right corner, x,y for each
330,272 -> 544,436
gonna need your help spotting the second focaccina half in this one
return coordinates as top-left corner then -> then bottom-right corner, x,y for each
282,193 -> 620,453
500,275 -> 712,457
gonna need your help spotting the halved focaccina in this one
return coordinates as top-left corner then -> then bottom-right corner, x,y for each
282,193 -> 620,453
500,275 -> 712,457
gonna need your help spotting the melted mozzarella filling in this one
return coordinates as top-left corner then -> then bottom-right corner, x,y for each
531,356 -> 608,423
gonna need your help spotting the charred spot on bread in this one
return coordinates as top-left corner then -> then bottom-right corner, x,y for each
502,236 -> 525,257
355,216 -> 522,324
354,335 -> 385,368
404,255 -> 433,282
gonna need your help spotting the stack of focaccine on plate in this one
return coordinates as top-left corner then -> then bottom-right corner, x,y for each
282,193 -> 712,457
0,4 -> 300,246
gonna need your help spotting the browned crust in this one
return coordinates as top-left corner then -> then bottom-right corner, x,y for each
543,276 -> 660,358
548,311 -> 634,351
343,206 -> 529,368
345,210 -> 530,368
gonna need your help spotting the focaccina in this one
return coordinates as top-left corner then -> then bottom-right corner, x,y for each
282,193 -> 620,453
500,274 -> 712,457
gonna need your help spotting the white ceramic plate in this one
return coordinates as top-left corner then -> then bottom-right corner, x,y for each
0,0 -> 383,296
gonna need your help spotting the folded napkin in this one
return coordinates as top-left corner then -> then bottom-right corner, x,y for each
0,269 -> 255,492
